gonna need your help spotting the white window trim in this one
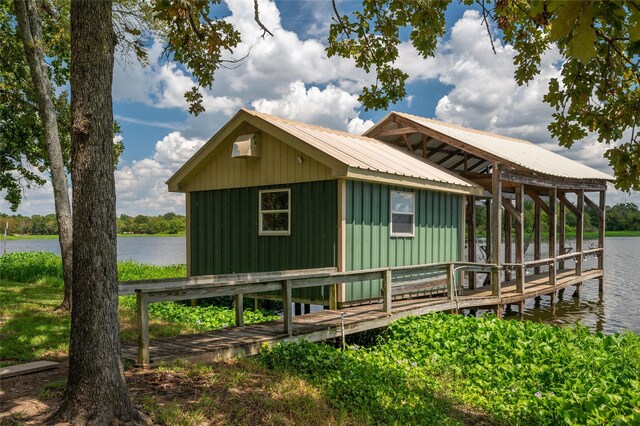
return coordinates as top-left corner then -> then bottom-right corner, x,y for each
259,188 -> 291,236
390,190 -> 415,238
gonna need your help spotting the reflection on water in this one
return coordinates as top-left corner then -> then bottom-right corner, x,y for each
467,237 -> 640,335
3,236 -> 639,334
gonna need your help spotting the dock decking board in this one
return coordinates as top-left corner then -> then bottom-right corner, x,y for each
121,269 -> 603,366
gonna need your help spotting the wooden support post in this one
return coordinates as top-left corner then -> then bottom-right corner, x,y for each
282,280 -> 292,336
485,199 -> 491,260
491,164 -> 502,297
573,284 -> 581,299
504,208 -> 512,282
549,188 -> 557,285
334,179 -> 347,310
468,196 -> 477,290
515,185 -> 525,294
447,263 -> 456,301
534,203 -> 542,274
496,304 -> 504,318
559,202 -> 566,270
518,300 -> 525,316
598,190 -> 606,293
304,303 -> 311,314
294,303 -> 302,316
576,189 -> 584,277
234,293 -> 244,327
383,269 -> 392,314
136,291 -> 150,367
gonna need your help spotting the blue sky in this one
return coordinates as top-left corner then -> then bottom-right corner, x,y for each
3,0 -> 638,216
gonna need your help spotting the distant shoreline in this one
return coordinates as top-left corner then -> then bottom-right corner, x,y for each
4,230 -> 640,241
4,233 -> 186,241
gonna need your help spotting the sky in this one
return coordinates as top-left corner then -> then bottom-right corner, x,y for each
3,0 -> 639,217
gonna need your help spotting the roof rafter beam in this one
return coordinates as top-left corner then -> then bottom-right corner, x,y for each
525,190 -> 551,215
392,114 -> 506,164
557,191 -> 581,216
502,197 -> 523,224
375,127 -> 420,137
436,150 -> 462,166
584,194 -> 604,219
401,134 -> 414,152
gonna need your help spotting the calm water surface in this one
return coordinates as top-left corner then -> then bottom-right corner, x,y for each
4,236 -> 639,334
4,236 -> 186,266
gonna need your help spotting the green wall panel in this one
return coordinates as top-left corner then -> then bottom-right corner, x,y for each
190,180 -> 337,303
345,181 -> 462,302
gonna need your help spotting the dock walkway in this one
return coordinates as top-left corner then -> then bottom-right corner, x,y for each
121,267 -> 602,365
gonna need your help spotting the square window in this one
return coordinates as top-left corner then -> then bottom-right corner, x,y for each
259,189 -> 290,235
391,190 -> 415,237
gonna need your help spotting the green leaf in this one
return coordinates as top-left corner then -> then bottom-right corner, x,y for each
568,7 -> 597,63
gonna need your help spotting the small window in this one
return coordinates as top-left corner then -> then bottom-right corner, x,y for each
259,189 -> 291,235
390,190 -> 415,237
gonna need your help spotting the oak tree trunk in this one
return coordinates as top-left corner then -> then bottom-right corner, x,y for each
49,0 -> 143,423
14,0 -> 73,311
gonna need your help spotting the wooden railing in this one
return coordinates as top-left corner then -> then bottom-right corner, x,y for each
122,261 -> 498,366
502,247 -> 604,295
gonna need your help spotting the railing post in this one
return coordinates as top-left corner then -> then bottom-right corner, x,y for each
136,290 -> 150,367
447,263 -> 456,301
549,260 -> 557,288
234,293 -> 244,327
282,280 -> 292,336
383,269 -> 392,314
576,189 -> 584,277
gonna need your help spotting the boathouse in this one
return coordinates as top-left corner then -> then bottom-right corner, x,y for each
167,109 -> 483,308
124,108 -> 613,365
167,108 -> 612,311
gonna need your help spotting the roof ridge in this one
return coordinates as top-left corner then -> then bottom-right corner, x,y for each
245,108 -> 380,143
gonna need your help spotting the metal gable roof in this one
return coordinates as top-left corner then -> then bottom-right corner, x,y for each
388,112 -> 613,181
242,109 -> 481,192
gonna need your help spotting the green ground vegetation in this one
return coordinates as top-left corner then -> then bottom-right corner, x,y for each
260,314 -> 640,426
0,252 -> 278,366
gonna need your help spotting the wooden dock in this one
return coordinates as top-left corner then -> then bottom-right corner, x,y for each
121,267 -> 602,366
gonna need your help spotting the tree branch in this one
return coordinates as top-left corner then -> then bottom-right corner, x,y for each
254,0 -> 273,38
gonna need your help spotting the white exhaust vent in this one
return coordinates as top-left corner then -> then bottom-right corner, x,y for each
231,133 -> 260,158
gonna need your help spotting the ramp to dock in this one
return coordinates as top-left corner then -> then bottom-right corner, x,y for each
121,268 -> 602,366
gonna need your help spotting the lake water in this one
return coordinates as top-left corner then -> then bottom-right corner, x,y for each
4,236 -> 187,266
3,236 -> 639,335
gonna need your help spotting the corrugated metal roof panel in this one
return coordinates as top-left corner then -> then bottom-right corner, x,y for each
244,109 -> 479,189
393,112 -> 613,181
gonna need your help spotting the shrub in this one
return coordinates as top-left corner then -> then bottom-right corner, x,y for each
0,252 -> 62,282
260,314 -> 640,426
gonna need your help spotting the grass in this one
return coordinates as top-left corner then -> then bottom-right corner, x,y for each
259,314 -> 640,426
0,252 -> 278,365
129,359 -> 362,426
0,251 -> 187,283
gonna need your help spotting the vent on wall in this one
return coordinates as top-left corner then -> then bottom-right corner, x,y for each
231,133 -> 260,159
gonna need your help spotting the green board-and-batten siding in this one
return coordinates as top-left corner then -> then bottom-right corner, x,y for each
345,180 -> 462,302
190,180 -> 337,303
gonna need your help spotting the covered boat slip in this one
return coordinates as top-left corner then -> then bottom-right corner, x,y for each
131,108 -> 611,367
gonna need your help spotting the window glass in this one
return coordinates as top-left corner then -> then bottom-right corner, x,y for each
390,190 -> 415,237
392,191 -> 413,213
259,189 -> 290,235
261,191 -> 289,211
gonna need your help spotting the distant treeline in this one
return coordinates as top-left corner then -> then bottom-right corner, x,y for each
473,201 -> 640,234
1,212 -> 186,235
1,202 -> 639,236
